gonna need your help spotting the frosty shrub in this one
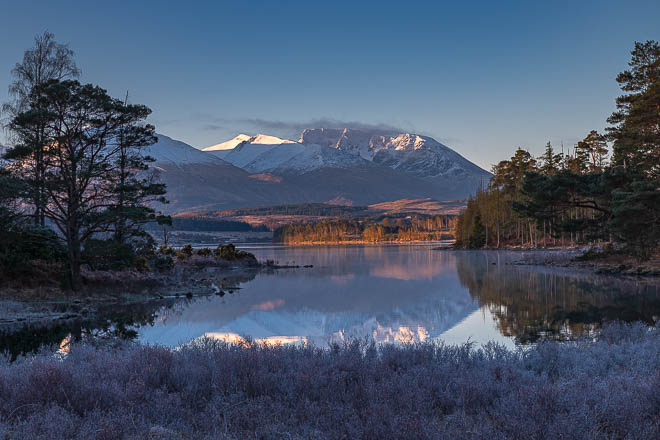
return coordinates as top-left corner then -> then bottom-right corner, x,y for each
0,322 -> 659,439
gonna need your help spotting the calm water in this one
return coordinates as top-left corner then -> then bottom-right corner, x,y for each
137,245 -> 660,349
3,245 -> 660,358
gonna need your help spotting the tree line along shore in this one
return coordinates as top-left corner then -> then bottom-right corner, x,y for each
272,215 -> 455,244
454,41 -> 659,264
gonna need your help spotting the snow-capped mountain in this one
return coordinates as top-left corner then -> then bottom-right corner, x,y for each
210,138 -> 371,174
204,128 -> 490,199
145,134 -> 437,212
143,134 -> 300,212
299,128 -> 491,183
143,129 -> 488,212
203,128 -> 491,187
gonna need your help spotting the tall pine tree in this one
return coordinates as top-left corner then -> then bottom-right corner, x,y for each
607,40 -> 660,178
9,80 -> 163,289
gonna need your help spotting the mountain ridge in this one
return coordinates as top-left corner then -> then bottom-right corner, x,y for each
204,128 -> 490,181
146,130 -> 489,213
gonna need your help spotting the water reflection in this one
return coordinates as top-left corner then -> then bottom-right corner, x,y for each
137,246 -> 659,348
0,299 -> 181,361
4,246 -> 659,357
138,246 -> 480,347
455,250 -> 660,343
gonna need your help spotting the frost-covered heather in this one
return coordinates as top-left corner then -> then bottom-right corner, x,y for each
1,322 -> 659,439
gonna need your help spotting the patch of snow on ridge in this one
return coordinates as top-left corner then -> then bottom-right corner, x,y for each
243,143 -> 370,174
205,134 -> 299,168
143,134 -> 225,165
203,134 -> 295,152
251,134 -> 295,145
203,134 -> 252,151
221,143 -> 281,169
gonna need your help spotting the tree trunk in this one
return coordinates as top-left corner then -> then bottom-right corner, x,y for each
67,216 -> 82,291
543,220 -> 546,248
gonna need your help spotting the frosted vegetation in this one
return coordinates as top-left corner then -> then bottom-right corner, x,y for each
1,322 -> 659,439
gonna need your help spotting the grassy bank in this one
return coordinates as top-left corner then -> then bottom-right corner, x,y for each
1,322 -> 659,439
0,252 -> 261,337
0,243 -> 260,300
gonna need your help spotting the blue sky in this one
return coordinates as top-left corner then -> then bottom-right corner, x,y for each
1,0 -> 658,170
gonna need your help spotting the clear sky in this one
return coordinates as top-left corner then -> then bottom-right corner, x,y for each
1,0 -> 658,170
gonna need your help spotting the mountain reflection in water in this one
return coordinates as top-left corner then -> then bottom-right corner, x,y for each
5,245 -> 658,359
136,246 -> 659,348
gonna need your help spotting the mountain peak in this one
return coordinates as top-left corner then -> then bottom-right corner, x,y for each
298,128 -> 445,160
203,134 -> 296,153
203,134 -> 252,152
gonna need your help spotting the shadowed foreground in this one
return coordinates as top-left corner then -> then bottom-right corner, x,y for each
1,323 -> 659,439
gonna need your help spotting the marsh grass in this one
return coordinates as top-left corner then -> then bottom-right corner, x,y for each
0,322 -> 659,439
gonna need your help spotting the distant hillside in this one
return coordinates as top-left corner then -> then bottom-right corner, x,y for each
199,203 -> 370,217
369,198 -> 466,215
175,199 -> 464,231
145,216 -> 268,232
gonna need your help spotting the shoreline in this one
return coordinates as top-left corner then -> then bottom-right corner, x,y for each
273,239 -> 454,246
449,246 -> 660,279
0,258 -> 262,333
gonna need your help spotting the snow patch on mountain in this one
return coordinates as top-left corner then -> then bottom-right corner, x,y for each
218,143 -> 279,169
143,134 -> 226,166
251,134 -> 296,145
243,143 -> 370,174
204,134 -> 298,167
203,134 -> 252,151
203,134 -> 295,153
207,133 -> 368,174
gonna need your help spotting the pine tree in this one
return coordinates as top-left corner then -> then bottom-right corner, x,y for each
607,40 -> 660,178
9,80 -> 160,290
538,142 -> 563,175
575,130 -> 608,172
106,97 -> 167,245
468,213 -> 486,248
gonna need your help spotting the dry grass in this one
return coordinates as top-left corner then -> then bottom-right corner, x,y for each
0,322 -> 659,439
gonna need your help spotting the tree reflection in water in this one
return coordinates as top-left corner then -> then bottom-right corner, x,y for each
455,251 -> 660,343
